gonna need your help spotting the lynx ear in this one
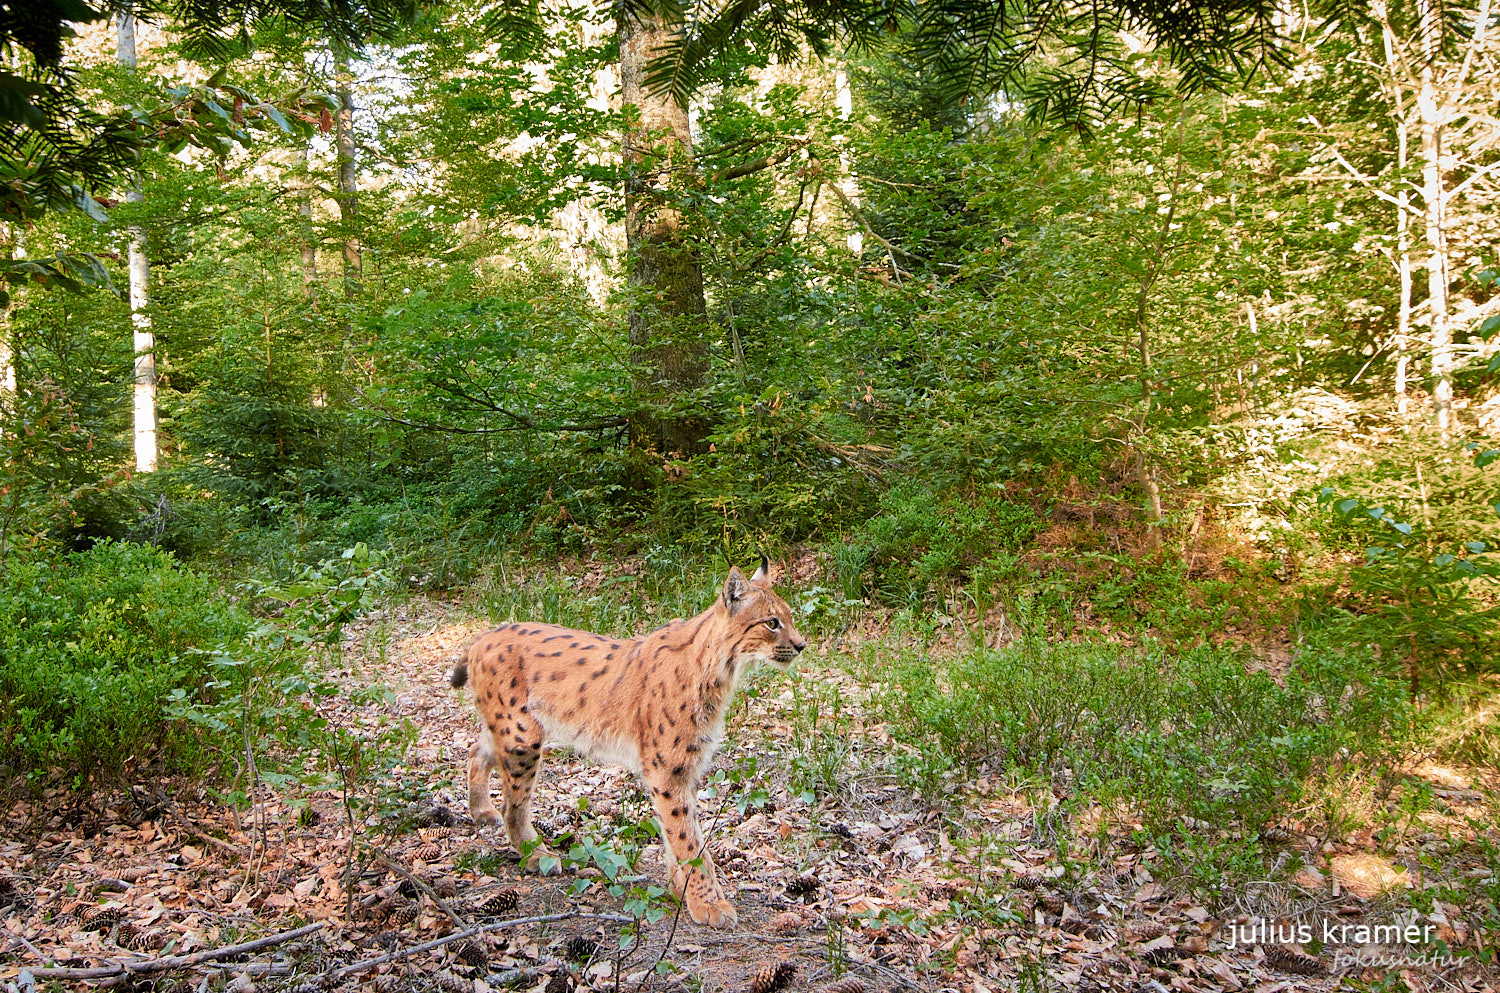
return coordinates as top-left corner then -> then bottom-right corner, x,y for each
751,555 -> 770,584
723,567 -> 751,612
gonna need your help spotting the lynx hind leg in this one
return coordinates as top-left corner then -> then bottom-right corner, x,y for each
497,713 -> 560,875
467,725 -> 501,827
649,777 -> 736,928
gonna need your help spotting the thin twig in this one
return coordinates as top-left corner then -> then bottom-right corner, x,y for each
28,922 -> 324,980
328,911 -> 633,980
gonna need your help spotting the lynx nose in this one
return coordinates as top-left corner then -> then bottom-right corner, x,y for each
792,637 -> 806,654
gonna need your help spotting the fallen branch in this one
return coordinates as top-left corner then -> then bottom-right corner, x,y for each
26,922 -> 324,981
328,911 -> 633,981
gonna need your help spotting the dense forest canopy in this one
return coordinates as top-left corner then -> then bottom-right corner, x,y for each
2,0 -> 1498,669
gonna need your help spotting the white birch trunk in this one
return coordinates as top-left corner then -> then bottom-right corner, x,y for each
119,7 -> 157,471
0,223 -> 17,405
1381,11 -> 1415,420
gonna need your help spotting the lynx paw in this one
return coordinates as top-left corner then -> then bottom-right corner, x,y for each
470,805 -> 501,828
688,897 -> 738,928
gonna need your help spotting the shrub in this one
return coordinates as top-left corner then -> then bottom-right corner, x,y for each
849,482 -> 1045,603
0,541 -> 249,784
875,631 -> 1417,832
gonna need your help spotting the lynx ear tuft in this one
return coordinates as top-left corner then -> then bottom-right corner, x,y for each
751,555 -> 770,584
723,567 -> 750,611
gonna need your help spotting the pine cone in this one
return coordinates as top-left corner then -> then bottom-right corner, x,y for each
563,935 -> 599,960
1015,870 -> 1043,890
765,912 -> 803,935
411,843 -> 443,863
425,805 -> 458,827
423,827 -> 453,842
784,875 -> 819,897
433,876 -> 458,899
387,900 -> 420,928
1039,893 -> 1065,915
1265,944 -> 1323,975
818,980 -> 867,993
372,975 -> 401,993
923,881 -> 959,900
397,879 -> 420,899
118,922 -> 159,951
369,895 -> 403,922
451,938 -> 487,967
545,973 -> 572,993
474,888 -> 519,916
432,972 -> 469,993
747,961 -> 797,993
1130,922 -> 1166,942
84,907 -> 125,932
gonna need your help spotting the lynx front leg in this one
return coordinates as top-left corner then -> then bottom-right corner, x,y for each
648,776 -> 736,928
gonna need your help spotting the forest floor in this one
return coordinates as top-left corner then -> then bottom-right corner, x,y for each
2,591 -> 1498,993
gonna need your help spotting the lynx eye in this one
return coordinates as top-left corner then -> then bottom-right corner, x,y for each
765,618 -> 781,630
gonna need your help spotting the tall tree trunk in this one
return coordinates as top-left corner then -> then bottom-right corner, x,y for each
0,223 -> 17,409
335,56 -> 362,300
1381,10 -> 1415,420
1415,0 -> 1453,435
119,6 -> 157,472
618,8 -> 710,456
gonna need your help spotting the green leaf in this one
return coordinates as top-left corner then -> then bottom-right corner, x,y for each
1390,521 -> 1412,535
1465,541 -> 1487,554
260,103 -> 292,133
1482,315 -> 1500,336
1476,450 -> 1500,468
1336,498 -> 1359,517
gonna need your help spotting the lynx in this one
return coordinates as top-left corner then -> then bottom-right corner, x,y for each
451,559 -> 806,927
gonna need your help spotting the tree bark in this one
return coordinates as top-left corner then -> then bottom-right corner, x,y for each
119,6 -> 157,472
1417,61 -> 1452,434
1381,9 -> 1414,420
617,7 -> 710,456
0,223 -> 17,408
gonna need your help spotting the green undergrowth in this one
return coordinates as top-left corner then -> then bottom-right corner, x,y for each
0,541 -> 251,784
867,621 -> 1424,874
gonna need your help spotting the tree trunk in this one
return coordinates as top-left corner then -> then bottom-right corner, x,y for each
119,7 -> 157,472
1382,12 -> 1414,420
0,223 -> 16,408
335,57 -> 362,299
618,8 -> 710,456
1415,0 -> 1453,435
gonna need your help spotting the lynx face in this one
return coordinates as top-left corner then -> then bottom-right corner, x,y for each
452,559 -> 806,927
